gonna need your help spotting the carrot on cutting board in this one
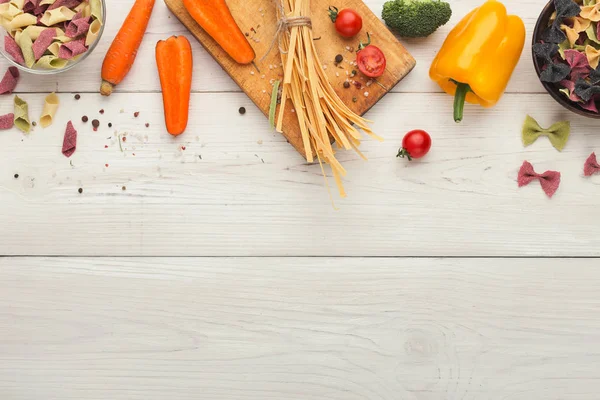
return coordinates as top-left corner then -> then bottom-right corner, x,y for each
100,0 -> 156,96
156,36 -> 193,136
183,0 -> 255,64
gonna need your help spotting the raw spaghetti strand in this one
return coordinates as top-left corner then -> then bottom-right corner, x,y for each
273,0 -> 380,197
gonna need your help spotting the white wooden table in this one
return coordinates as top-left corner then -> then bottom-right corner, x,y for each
1,0 -> 600,398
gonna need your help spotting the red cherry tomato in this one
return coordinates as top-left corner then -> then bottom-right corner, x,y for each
329,6 -> 362,38
397,130 -> 432,160
356,33 -> 386,78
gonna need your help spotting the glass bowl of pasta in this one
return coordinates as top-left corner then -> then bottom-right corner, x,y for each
0,0 -> 105,74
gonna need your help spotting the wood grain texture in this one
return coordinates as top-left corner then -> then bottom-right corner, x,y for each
1,257 -> 600,400
164,0 -> 416,157
0,0 -> 555,95
0,92 -> 599,257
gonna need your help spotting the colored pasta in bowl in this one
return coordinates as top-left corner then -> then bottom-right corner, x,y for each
0,0 -> 105,74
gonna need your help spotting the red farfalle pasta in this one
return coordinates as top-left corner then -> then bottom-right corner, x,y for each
62,121 -> 77,157
0,113 -> 14,129
4,36 -> 25,65
58,38 -> 87,59
32,28 -> 57,60
0,66 -> 19,94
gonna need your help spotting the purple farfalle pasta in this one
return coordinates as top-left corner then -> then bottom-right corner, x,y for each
66,16 -> 91,38
0,0 -> 10,4
62,121 -> 77,157
4,36 -> 25,65
0,66 -> 19,94
48,0 -> 81,10
32,28 -> 57,60
58,38 -> 87,59
564,49 -> 591,80
0,113 -> 14,129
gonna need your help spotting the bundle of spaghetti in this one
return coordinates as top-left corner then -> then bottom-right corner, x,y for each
274,0 -> 382,197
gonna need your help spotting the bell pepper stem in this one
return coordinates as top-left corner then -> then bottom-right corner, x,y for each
453,82 -> 471,123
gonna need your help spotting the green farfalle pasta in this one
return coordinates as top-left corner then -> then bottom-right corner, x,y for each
13,95 -> 31,133
522,115 -> 570,151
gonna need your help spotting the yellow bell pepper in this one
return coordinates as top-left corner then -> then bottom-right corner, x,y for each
429,0 -> 525,122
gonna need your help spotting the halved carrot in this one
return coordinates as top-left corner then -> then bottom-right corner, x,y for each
183,0 -> 255,64
156,36 -> 193,136
100,0 -> 156,96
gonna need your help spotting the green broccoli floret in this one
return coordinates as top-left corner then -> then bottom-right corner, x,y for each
382,0 -> 452,38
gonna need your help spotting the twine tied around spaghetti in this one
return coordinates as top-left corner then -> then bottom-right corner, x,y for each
260,0 -> 312,62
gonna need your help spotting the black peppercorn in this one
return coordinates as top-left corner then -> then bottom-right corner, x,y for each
343,81 -> 350,88
74,94 -> 80,100
78,188 -> 83,194
335,54 -> 343,64
13,173 -> 18,179
239,107 -> 246,115
92,119 -> 100,129
82,116 -> 88,122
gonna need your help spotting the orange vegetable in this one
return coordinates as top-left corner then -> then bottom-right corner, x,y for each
156,36 -> 193,136
100,0 -> 156,96
183,0 -> 255,64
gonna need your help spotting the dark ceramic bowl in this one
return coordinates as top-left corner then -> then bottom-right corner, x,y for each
532,0 -> 600,118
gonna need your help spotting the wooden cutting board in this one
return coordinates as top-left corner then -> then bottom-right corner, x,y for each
165,0 -> 416,159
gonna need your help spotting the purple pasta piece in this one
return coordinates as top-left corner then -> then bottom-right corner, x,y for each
32,28 -> 56,60
23,0 -> 39,12
62,121 -> 77,157
58,38 -> 87,59
48,0 -> 81,10
0,66 -> 19,94
4,36 -> 25,65
0,113 -> 14,129
66,16 -> 90,38
33,4 -> 48,15
0,0 -> 10,4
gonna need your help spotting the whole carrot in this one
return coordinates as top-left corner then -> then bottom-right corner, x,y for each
156,36 -> 193,136
183,0 -> 255,64
100,0 -> 156,96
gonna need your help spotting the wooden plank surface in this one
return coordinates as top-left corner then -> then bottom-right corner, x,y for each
2,257 -> 600,400
164,0 -> 415,157
0,92 -> 599,256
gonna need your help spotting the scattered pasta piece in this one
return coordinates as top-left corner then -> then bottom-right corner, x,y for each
40,92 -> 59,127
62,120 -> 77,157
0,113 -> 14,129
0,66 -> 19,94
13,95 -> 30,133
